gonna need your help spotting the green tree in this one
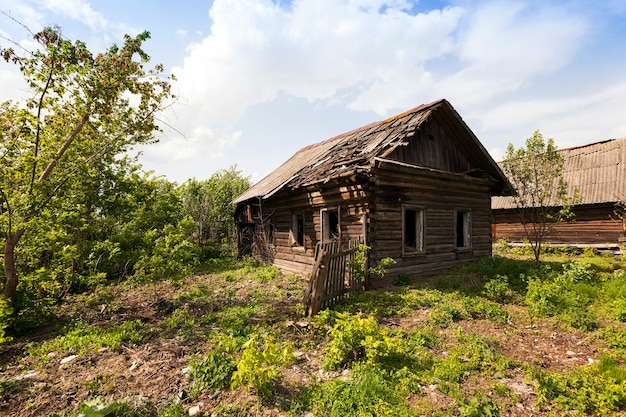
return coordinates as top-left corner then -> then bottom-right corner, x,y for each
502,130 -> 579,263
180,166 -> 250,254
0,27 -> 173,304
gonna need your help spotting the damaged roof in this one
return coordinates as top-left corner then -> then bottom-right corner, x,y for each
234,99 -> 507,204
493,137 -> 626,209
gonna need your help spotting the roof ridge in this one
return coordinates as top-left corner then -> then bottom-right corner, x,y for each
294,99 -> 446,155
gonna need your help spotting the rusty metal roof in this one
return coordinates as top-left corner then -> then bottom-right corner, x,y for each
492,137 -> 626,209
234,99 -> 507,204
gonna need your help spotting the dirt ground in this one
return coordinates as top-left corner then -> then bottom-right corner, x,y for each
0,276 -> 608,417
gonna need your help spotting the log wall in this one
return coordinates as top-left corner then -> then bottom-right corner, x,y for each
492,203 -> 625,245
368,163 -> 494,285
247,181 -> 369,277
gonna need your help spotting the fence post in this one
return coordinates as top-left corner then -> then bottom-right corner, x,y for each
309,252 -> 329,316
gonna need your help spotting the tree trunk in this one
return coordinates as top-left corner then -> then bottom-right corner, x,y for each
3,229 -> 25,305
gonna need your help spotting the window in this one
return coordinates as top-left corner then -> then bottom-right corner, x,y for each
290,212 -> 305,247
321,207 -> 340,241
403,206 -> 424,255
456,210 -> 471,248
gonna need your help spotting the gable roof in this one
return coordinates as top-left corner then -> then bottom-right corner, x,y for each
492,137 -> 626,209
234,99 -> 508,204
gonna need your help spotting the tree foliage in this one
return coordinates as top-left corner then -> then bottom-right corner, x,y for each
502,130 -> 579,262
0,27 -> 173,303
179,166 -> 250,255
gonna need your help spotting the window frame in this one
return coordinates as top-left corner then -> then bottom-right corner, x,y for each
455,209 -> 472,250
402,205 -> 425,257
321,206 -> 341,242
289,211 -> 306,248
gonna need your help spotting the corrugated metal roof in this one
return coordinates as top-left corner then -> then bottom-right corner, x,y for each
492,138 -> 626,209
234,99 -> 507,204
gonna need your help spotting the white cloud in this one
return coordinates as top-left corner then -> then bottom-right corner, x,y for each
436,1 -> 588,108
169,0 -> 466,162
38,0 -> 108,30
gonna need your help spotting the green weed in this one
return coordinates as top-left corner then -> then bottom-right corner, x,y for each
529,356 -> 626,415
322,312 -> 381,370
230,335 -> 294,398
27,320 -> 145,358
296,364 -> 415,417
458,392 -> 501,417
189,350 -> 236,397
393,273 -> 411,286
483,275 -> 515,303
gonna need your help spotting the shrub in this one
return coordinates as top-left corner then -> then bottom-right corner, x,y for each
524,278 -> 565,318
560,308 -> 597,332
483,274 -> 514,303
231,336 -> 294,398
559,261 -> 594,284
322,312 -> 380,370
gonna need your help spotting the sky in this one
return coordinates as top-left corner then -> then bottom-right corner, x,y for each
1,0 -> 626,184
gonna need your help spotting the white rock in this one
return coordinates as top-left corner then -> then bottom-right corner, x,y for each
15,370 -> 40,381
60,355 -> 77,365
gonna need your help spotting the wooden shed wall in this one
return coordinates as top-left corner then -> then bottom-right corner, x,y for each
368,165 -> 494,283
492,203 -> 626,245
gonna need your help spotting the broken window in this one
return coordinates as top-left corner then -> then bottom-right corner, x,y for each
290,212 -> 305,247
456,210 -> 471,248
403,206 -> 424,255
322,207 -> 340,241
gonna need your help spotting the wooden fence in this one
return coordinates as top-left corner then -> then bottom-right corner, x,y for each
304,239 -> 363,316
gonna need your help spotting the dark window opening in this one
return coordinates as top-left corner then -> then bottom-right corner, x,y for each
456,210 -> 471,248
322,208 -> 340,241
403,207 -> 424,254
291,213 -> 305,247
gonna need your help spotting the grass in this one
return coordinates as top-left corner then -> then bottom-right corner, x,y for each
2,249 -> 626,416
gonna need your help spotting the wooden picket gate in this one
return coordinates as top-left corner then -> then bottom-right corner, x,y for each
304,239 -> 363,316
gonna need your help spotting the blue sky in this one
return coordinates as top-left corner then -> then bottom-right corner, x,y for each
1,0 -> 626,183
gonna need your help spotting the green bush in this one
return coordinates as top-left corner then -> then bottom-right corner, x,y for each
524,278 -> 566,318
483,274 -> 514,303
559,260 -> 595,284
560,308 -> 597,332
189,350 -> 236,396
230,336 -> 294,398
322,312 -> 380,370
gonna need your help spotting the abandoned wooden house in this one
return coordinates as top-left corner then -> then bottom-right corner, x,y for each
492,137 -> 626,249
233,99 -> 510,287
